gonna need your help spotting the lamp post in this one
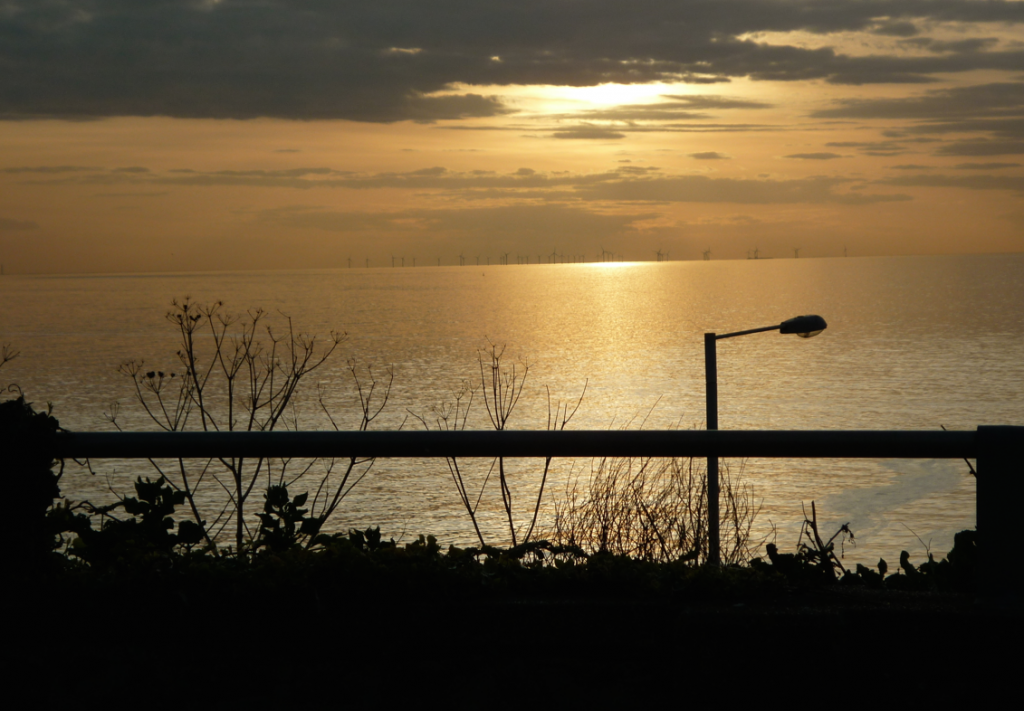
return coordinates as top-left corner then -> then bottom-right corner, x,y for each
704,315 -> 827,564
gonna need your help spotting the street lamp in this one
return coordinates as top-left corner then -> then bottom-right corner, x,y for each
704,315 -> 827,564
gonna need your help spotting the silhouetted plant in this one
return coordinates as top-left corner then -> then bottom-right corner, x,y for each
797,500 -> 853,580
108,297 -> 391,556
479,343 -> 528,544
411,342 -> 585,548
1,347 -> 68,566
413,381 -> 486,544
750,501 -> 978,593
68,475 -> 204,570
550,453 -> 763,565
254,485 -> 327,554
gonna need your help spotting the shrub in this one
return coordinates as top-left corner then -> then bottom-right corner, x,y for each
550,454 -> 763,565
1,392 -> 64,565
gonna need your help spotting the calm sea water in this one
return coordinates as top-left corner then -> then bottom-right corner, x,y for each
2,254 -> 1022,565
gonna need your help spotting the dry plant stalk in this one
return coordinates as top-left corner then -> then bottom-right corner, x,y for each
109,297 -> 391,555
551,455 -> 762,565
797,501 -> 853,578
479,343 -> 527,545
410,341 -> 585,548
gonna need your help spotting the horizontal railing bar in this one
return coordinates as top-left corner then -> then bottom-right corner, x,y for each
53,429 -> 980,460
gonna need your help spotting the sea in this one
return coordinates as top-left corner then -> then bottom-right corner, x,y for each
2,254 -> 1022,567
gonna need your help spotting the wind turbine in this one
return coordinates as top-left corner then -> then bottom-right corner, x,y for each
793,248 -> 800,259
459,253 -> 465,266
703,248 -> 711,261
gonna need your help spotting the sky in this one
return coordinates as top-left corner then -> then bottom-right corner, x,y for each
1,0 -> 1023,274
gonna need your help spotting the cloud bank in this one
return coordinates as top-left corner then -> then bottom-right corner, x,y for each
3,1 -> 1023,121
7,163 -> 912,205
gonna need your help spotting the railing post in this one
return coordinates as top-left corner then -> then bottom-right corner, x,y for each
705,333 -> 720,565
977,426 -> 1023,603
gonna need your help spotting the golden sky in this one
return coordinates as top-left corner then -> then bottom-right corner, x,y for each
2,1 -> 1023,274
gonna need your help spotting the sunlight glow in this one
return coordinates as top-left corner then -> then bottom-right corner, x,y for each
439,81 -> 693,117
589,260 -> 640,269
544,82 -> 685,107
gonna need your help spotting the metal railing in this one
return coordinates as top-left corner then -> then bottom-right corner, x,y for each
53,426 -> 1021,597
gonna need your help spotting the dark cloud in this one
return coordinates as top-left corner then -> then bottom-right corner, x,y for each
170,166 -> 338,179
616,166 -> 660,174
953,162 -> 1021,169
415,204 -> 655,237
550,127 -> 626,140
890,164 -> 933,170
409,167 -> 448,176
881,174 -> 1024,192
690,152 -> 728,159
258,203 -> 654,243
811,82 -> 1024,120
822,139 -> 910,156
913,118 -> 1024,139
571,174 -> 909,205
872,21 -> 920,37
552,94 -> 772,124
0,216 -> 38,230
934,140 -> 1024,156
812,82 -> 1024,154
18,162 -> 909,205
671,74 -> 731,85
900,37 -> 1000,53
785,153 -> 844,160
659,95 -> 773,110
403,94 -> 513,123
825,71 -> 939,86
2,165 -> 98,173
3,1 -> 1023,121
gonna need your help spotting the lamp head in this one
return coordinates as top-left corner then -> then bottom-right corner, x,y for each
779,314 -> 827,338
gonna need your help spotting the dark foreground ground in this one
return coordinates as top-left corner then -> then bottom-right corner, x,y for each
15,581 -> 1020,706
